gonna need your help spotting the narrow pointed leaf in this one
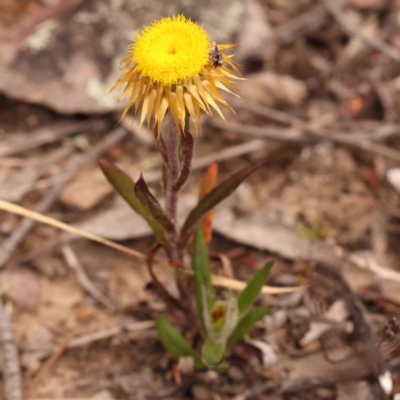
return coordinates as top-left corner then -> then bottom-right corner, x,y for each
203,342 -> 224,366
193,228 -> 215,335
238,262 -> 273,315
173,130 -> 194,191
180,160 -> 265,244
98,159 -> 165,241
227,306 -> 271,348
155,316 -> 204,368
134,174 -> 175,234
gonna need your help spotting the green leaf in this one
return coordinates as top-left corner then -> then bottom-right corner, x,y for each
227,306 -> 271,349
173,130 -> 194,192
134,174 -> 175,234
202,342 -> 224,366
98,159 -> 165,241
180,160 -> 265,244
155,316 -> 204,368
193,228 -> 215,336
237,262 -> 273,315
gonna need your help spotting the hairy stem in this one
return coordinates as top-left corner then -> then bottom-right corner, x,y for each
165,121 -> 181,261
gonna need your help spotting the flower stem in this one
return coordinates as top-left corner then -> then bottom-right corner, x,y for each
165,121 -> 181,261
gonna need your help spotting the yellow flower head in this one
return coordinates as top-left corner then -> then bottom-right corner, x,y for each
111,15 -> 241,136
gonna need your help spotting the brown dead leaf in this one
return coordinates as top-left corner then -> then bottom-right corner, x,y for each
76,195 -> 198,241
1,267 -> 41,310
60,167 -> 113,210
213,202 -> 329,260
76,197 -> 153,240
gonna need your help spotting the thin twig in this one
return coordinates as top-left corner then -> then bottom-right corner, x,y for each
61,245 -> 119,309
0,127 -> 128,268
210,119 -> 400,163
0,297 -> 22,400
228,96 -> 305,127
326,131 -> 400,162
209,120 -> 313,143
0,119 -> 107,158
0,199 -> 146,260
68,320 -> 155,348
24,335 -> 73,399
274,4 -> 330,45
0,199 -> 302,295
322,0 -> 400,62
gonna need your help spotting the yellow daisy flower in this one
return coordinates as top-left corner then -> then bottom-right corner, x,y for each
111,15 -> 241,136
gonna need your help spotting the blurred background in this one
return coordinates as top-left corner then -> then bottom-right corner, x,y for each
2,0 -> 400,399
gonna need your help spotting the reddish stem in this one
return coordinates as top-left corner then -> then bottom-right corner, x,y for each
165,121 -> 182,262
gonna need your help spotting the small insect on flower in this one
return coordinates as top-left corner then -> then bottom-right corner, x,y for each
209,41 -> 223,68
111,15 -> 242,136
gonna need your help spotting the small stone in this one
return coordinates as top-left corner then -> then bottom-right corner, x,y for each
177,356 -> 195,375
91,390 -> 116,400
228,365 -> 245,382
191,384 -> 212,400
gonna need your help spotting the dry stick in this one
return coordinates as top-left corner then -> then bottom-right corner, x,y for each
61,245 -> 119,309
322,0 -> 400,62
0,200 -> 145,261
326,131 -> 400,163
274,4 -> 330,45
0,119 -> 107,158
0,199 -> 300,295
68,320 -> 155,348
228,96 -> 304,127
210,120 -> 312,144
210,120 -> 400,163
0,127 -> 128,268
231,96 -> 400,141
0,297 -> 22,400
24,335 -> 73,399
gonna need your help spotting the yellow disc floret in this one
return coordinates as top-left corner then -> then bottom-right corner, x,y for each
132,15 -> 211,86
